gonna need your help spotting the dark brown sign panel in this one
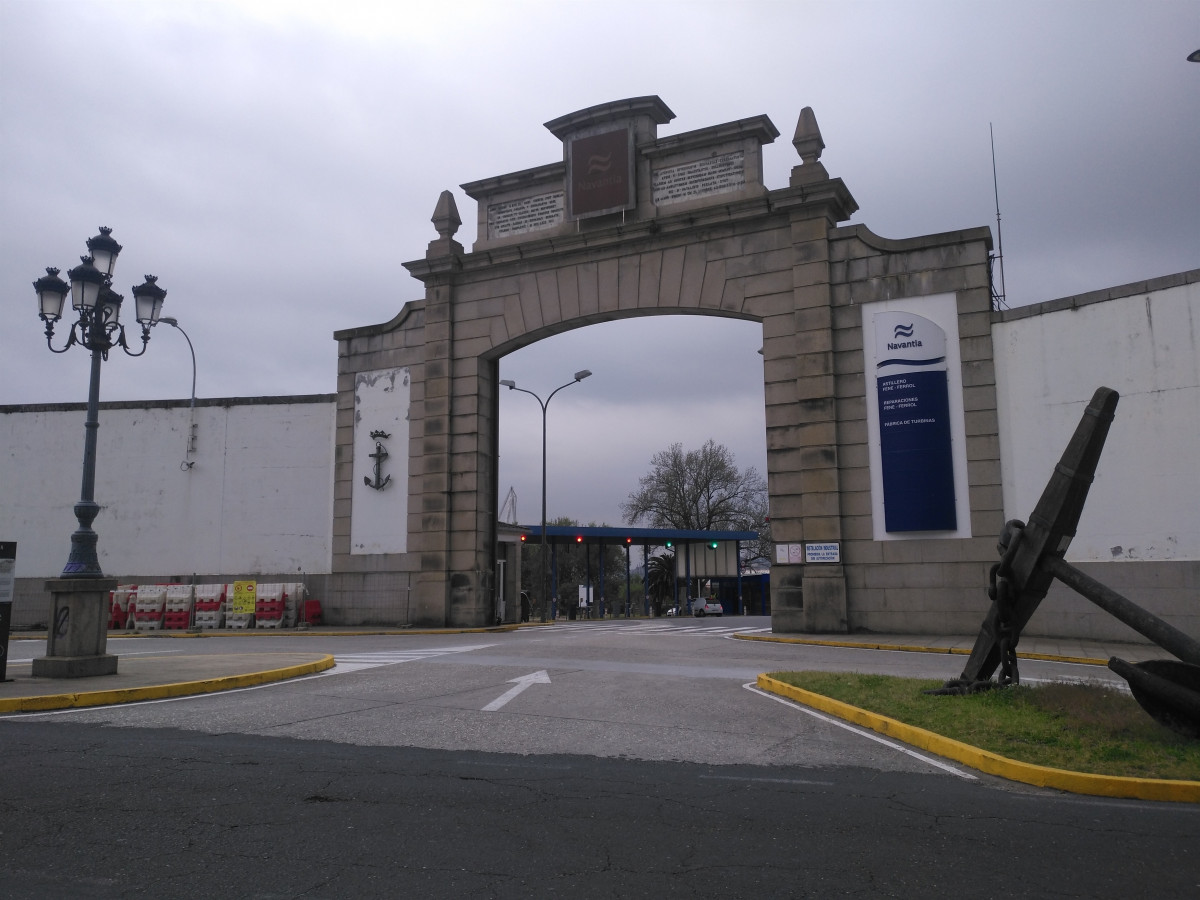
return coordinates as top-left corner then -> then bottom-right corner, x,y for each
568,128 -> 633,219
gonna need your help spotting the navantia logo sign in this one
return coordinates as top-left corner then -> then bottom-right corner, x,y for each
568,127 -> 634,219
873,310 -> 956,532
889,322 -> 920,349
874,312 -> 945,370
586,152 -> 613,175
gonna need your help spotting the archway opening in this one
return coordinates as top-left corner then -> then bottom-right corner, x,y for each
496,314 -> 768,619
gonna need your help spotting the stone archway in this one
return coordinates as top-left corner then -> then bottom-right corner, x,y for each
332,96 -> 997,632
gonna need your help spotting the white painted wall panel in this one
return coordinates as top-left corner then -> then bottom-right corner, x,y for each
0,399 -> 334,579
994,282 -> 1199,562
350,368 -> 410,555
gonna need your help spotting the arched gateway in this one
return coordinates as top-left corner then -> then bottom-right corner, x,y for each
332,97 -> 998,632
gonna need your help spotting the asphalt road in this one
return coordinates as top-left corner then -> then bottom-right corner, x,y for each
2,618 -> 1197,898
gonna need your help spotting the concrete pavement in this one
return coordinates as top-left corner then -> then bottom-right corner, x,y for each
1,623 -> 1165,711
2,623 -> 1194,802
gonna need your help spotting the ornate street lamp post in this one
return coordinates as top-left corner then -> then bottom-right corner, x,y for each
500,369 -> 592,622
31,227 -> 167,677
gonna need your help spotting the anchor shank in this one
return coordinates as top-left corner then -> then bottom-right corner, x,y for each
1045,556 -> 1200,666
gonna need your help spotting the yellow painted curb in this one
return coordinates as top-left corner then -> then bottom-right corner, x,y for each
756,673 -> 1200,803
0,654 -> 336,714
733,633 -> 1107,666
12,625 -> 520,641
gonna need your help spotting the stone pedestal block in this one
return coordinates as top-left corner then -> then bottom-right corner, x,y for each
770,565 -> 807,633
32,578 -> 118,678
799,567 -> 849,633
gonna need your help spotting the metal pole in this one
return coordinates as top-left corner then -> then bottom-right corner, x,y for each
63,340 -> 106,577
540,399 -> 548,621
598,542 -> 606,618
625,543 -> 631,618
160,318 -> 197,466
499,373 -> 589,622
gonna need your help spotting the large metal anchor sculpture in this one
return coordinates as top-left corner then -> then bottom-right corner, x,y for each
938,387 -> 1200,738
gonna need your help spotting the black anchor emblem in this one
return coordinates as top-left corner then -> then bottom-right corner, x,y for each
364,430 -> 392,491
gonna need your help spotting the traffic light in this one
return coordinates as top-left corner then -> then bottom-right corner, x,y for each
575,535 -> 583,543
709,541 -> 719,549
664,540 -> 673,549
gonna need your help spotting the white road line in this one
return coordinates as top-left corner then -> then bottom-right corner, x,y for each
742,682 -> 977,780
539,622 -> 769,637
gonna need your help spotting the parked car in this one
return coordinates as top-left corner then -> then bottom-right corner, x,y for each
665,606 -> 680,617
693,601 -> 723,617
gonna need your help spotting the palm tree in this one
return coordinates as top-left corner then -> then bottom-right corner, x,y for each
646,552 -> 677,616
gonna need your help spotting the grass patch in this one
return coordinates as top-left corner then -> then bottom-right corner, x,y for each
769,671 -> 1200,781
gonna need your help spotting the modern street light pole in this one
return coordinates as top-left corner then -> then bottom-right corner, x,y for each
159,317 -> 198,469
31,227 -> 167,677
500,369 -> 592,622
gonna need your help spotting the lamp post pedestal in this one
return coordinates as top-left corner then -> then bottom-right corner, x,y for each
32,578 -> 118,678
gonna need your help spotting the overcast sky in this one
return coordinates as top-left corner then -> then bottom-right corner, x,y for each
2,1 -> 1197,529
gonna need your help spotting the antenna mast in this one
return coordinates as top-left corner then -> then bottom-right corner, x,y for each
990,123 -> 1008,310
500,486 -> 518,524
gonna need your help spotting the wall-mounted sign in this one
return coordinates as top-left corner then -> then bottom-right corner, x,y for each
804,542 -> 841,563
874,312 -> 957,532
231,580 -> 257,615
567,127 -> 634,219
774,543 -> 807,565
0,542 -> 14,604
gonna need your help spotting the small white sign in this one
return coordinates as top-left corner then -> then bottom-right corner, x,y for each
804,542 -> 841,563
0,542 -> 14,604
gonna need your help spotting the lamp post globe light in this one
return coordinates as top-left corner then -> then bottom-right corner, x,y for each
500,369 -> 591,622
31,227 -> 167,678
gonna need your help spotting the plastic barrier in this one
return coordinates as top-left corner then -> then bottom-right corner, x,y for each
303,599 -> 323,625
163,585 -> 194,630
193,584 -> 226,630
109,585 -> 137,630
131,585 -> 166,631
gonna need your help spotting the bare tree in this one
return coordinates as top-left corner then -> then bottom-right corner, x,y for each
621,439 -> 767,532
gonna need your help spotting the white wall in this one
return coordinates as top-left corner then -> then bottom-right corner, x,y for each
350,368 -> 410,555
0,397 -> 335,580
994,278 -> 1199,563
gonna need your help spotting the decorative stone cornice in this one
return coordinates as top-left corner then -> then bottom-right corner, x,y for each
544,95 -> 674,140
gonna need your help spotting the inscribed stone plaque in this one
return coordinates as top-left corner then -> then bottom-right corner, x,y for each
652,151 -> 745,206
488,191 -> 565,239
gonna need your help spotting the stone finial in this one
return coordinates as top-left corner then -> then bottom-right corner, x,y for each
790,106 -> 829,185
431,190 -> 461,239
427,189 -> 464,260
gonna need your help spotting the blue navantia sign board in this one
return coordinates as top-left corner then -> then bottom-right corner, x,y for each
874,313 -> 957,532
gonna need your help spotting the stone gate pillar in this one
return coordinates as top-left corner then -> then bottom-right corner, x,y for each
404,191 -> 497,627
769,108 -> 854,632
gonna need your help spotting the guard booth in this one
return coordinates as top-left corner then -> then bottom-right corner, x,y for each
513,526 -> 757,619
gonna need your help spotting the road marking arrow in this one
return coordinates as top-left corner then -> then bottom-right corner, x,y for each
482,670 -> 551,712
